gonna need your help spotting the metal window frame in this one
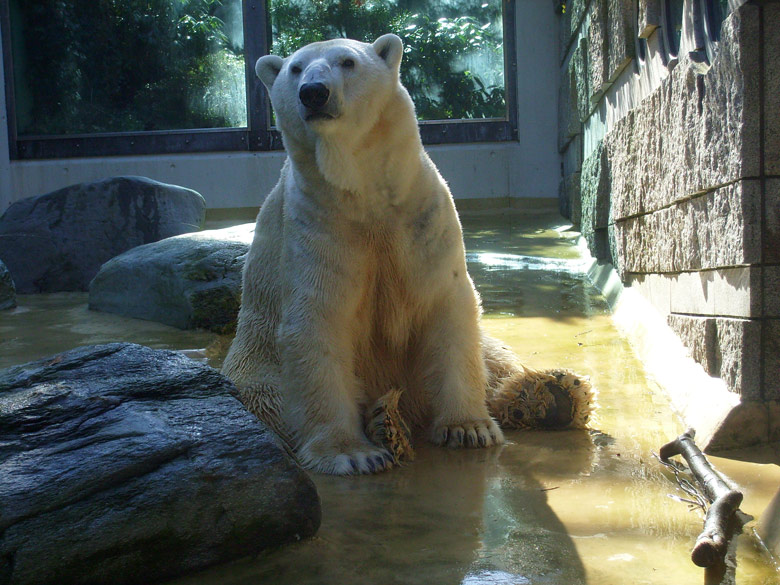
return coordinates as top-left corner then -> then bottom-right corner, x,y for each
1,0 -> 517,160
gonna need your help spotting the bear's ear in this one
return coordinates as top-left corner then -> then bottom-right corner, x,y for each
255,55 -> 284,90
372,34 -> 403,72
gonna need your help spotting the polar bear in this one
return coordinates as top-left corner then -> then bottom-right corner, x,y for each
223,34 -> 594,475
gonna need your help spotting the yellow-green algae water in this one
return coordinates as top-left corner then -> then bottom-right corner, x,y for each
1,210 -> 778,585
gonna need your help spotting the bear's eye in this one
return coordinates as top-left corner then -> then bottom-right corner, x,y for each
290,64 -> 302,75
342,58 -> 355,69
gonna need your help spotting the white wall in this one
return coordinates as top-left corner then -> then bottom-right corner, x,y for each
8,143 -> 525,209
2,4 -> 560,211
512,2 -> 561,200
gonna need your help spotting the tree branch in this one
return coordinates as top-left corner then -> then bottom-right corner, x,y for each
659,429 -> 745,568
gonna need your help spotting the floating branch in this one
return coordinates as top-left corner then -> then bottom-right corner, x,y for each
659,429 -> 745,568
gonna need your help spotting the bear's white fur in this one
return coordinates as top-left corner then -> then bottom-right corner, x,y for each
223,34 -> 505,475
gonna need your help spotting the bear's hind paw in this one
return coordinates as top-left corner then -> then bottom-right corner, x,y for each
487,368 -> 597,430
364,388 -> 415,464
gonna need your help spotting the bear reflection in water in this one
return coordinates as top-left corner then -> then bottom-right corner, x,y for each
172,433 -> 593,585
222,34 -> 595,475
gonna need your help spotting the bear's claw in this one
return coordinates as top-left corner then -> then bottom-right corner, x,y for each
432,419 -> 504,449
340,449 -> 394,475
300,442 -> 394,475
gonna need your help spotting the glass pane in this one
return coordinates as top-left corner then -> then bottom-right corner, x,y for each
269,0 -> 506,121
705,0 -> 730,40
9,0 -> 247,136
665,0 -> 684,56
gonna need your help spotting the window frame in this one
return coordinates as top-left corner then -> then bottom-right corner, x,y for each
1,0 -> 517,160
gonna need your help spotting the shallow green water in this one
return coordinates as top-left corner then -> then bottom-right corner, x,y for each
2,210 -> 778,584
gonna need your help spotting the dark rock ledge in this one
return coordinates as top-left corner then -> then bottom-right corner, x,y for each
0,343 -> 320,585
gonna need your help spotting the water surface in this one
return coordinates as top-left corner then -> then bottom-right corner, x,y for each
2,209 -> 778,584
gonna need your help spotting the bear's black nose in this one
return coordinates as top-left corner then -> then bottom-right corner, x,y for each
299,82 -> 330,110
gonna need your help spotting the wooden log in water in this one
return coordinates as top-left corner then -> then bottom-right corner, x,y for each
659,429 -> 745,568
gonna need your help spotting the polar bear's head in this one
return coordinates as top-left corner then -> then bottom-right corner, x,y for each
255,34 -> 405,144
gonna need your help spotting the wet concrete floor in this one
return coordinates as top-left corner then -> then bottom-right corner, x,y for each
2,209 -> 778,584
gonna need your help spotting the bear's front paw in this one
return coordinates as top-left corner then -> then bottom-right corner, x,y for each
299,441 -> 395,476
431,418 -> 504,449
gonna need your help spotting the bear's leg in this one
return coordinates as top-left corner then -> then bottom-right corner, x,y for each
279,322 -> 396,474
275,221 -> 399,476
264,223 -> 396,474
421,292 -> 504,449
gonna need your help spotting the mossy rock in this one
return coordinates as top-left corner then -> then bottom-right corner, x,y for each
89,224 -> 254,332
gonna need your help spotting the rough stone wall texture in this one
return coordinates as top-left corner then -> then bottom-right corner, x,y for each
611,180 -> 762,275
587,0 -> 609,100
584,0 -> 636,103
605,0 -> 635,82
559,39 -> 589,150
666,314 -> 717,375
667,314 -> 763,400
766,6 -> 780,176
767,181 -> 780,265
619,10 -> 758,220
558,1 -> 779,446
559,171 -> 582,226
638,0 -> 661,38
559,0 -> 591,61
765,321 -> 780,401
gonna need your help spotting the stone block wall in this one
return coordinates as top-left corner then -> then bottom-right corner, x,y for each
558,0 -> 779,449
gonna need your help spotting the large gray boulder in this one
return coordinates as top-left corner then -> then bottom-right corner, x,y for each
0,343 -> 321,585
0,177 -> 206,293
0,259 -> 15,310
89,223 -> 254,333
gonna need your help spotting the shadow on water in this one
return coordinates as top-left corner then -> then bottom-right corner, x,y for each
170,432 -> 594,585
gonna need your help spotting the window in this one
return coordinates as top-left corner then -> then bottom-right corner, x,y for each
271,0 -> 506,121
634,0 -> 647,64
700,0 -> 730,63
703,0 -> 729,41
0,0 -> 516,159
10,0 -> 247,135
661,0 -> 684,59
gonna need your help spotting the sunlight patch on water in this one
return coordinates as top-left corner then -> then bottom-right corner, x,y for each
461,570 -> 530,584
466,252 -> 591,273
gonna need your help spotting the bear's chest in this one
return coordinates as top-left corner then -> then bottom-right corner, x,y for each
354,226 -> 424,348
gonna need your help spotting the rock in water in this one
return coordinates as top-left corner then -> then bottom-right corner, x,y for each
0,343 -> 321,585
0,177 -> 206,293
89,223 -> 254,332
0,259 -> 15,310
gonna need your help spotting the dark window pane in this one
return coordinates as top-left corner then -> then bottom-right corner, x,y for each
9,0 -> 247,136
705,0 -> 729,40
269,0 -> 506,121
664,0 -> 684,56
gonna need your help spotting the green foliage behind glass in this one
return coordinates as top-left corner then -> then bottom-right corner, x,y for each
10,0 -> 246,135
270,0 -> 506,121
9,0 -> 505,136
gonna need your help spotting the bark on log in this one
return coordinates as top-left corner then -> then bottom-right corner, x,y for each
660,429 -> 744,568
